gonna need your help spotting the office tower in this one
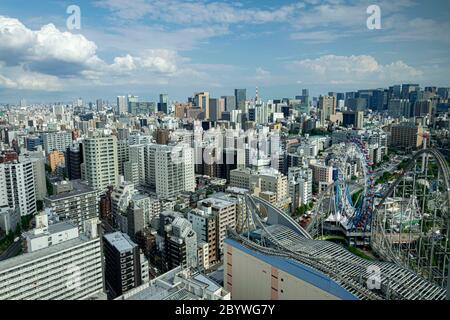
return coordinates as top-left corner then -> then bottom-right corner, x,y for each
158,94 -> 169,114
437,87 -> 450,100
209,98 -> 225,122
161,214 -> 198,270
413,100 -> 433,117
47,150 -> 65,173
96,99 -> 103,112
19,151 -> 47,201
194,92 -> 210,119
390,122 -> 424,150
222,96 -> 236,112
19,98 -> 27,108
0,212 -> 104,300
117,96 -> 127,114
0,159 -> 36,216
44,180 -> 99,231
66,143 -> 83,180
389,85 -> 401,100
388,99 -> 410,118
347,97 -> 367,112
342,111 -> 364,129
371,89 -> 385,111
81,135 -> 119,191
103,232 -> 149,299
42,131 -> 72,154
401,84 -> 420,99
319,95 -> 336,123
234,89 -> 247,111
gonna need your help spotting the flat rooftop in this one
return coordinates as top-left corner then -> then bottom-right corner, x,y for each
103,232 -> 136,253
45,180 -> 95,201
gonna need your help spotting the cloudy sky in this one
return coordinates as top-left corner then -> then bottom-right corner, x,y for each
0,0 -> 449,103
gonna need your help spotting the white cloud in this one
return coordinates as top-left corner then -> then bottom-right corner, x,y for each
0,15 -> 211,91
94,0 -> 304,24
290,54 -> 423,85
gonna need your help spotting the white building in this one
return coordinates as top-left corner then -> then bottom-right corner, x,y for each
0,160 -> 36,216
42,131 -> 72,154
81,134 -> 119,191
0,212 -> 104,300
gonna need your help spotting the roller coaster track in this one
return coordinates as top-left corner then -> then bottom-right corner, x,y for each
236,193 -> 447,300
371,148 -> 450,290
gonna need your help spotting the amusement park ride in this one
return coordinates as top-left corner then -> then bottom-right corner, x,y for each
231,138 -> 450,299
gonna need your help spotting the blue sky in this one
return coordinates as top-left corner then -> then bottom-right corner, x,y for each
0,0 -> 449,103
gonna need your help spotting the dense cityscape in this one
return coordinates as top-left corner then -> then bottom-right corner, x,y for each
0,0 -> 450,307
0,83 -> 449,301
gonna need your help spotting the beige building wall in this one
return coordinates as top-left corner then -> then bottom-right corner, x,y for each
224,242 -> 346,300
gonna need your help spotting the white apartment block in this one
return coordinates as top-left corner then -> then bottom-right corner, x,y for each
0,160 -> 36,216
42,131 -> 72,154
81,135 -> 119,191
0,212 -> 104,300
151,144 -> 195,199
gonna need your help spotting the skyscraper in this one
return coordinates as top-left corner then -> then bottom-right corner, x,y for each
81,135 -> 119,191
117,96 -> 127,114
0,159 -> 36,216
194,92 -> 210,119
158,94 -> 169,114
319,95 -> 336,124
222,96 -> 236,112
234,89 -> 247,112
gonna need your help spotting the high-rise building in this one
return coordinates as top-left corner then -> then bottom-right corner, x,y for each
81,135 -> 119,191
66,143 -> 83,180
234,89 -> 247,112
117,96 -> 127,114
413,100 -> 433,117
195,196 -> 236,263
319,96 -> 336,124
158,94 -> 169,114
19,151 -> 47,201
401,84 -> 420,99
388,99 -> 411,118
42,131 -> 72,154
0,212 -> 104,300
222,96 -> 236,112
0,159 -> 36,216
194,92 -> 210,119
146,144 -> 195,199
342,111 -> 364,129
96,99 -> 104,112
390,122 -> 424,150
44,180 -> 99,232
103,232 -> 149,299
209,98 -> 225,122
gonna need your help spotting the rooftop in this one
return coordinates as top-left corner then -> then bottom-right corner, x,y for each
103,232 -> 136,253
45,180 -> 95,201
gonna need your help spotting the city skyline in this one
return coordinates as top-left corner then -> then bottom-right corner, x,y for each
1,0 -> 450,102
